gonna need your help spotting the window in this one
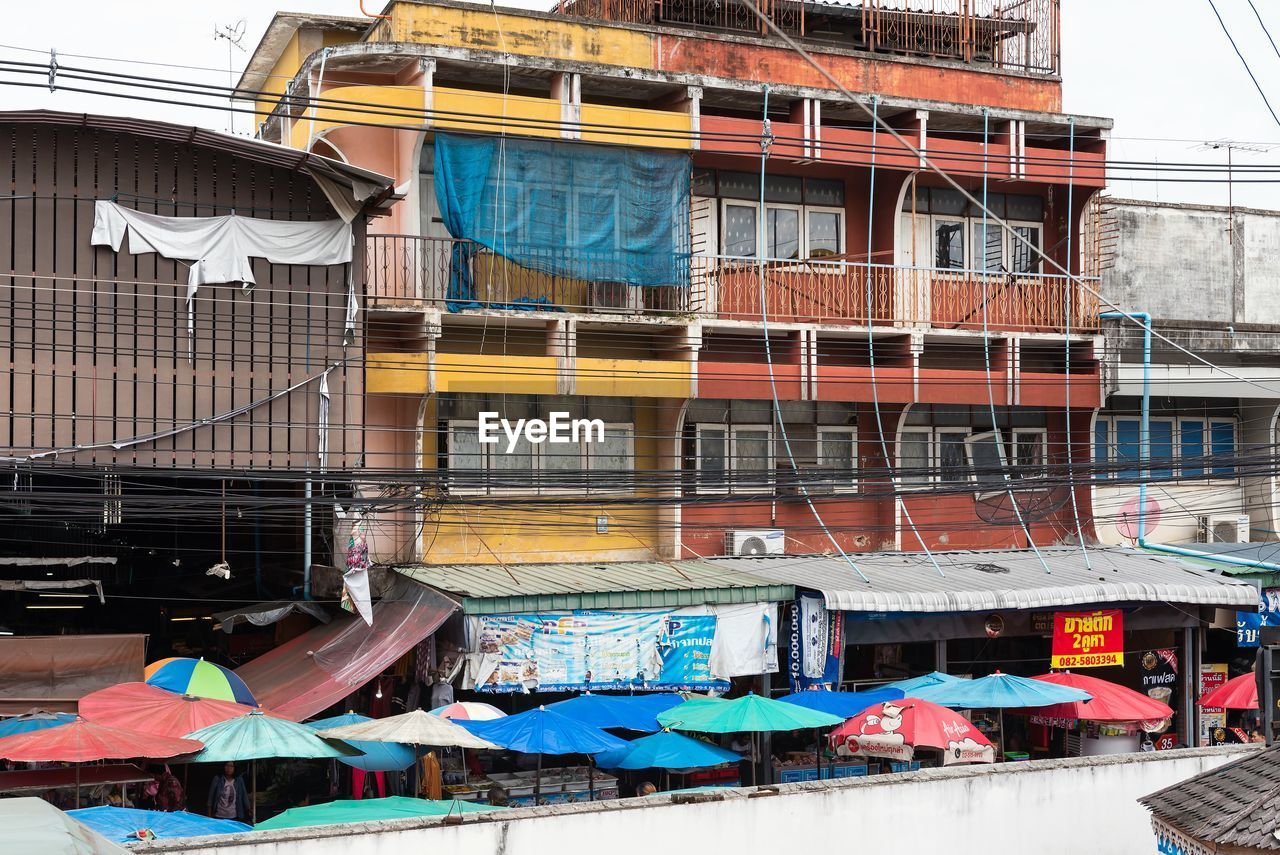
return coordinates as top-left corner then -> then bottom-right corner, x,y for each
972,223 -> 1004,273
1094,418 -> 1111,480
807,210 -> 842,258
1150,420 -> 1174,480
721,200 -> 844,260
901,188 -> 1044,272
1115,418 -> 1142,480
723,204 -> 758,258
965,431 -> 1008,492
1180,420 -> 1205,478
817,427 -> 858,490
899,429 -> 932,486
1011,429 -> 1048,478
937,428 -> 971,483
1094,414 -> 1237,482
898,427 -> 969,486
1010,226 -> 1042,274
695,424 -> 773,493
1211,420 -> 1236,477
447,419 -> 633,496
765,206 -> 801,259
934,219 -> 965,269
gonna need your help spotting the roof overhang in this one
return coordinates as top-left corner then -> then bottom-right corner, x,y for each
236,11 -> 372,97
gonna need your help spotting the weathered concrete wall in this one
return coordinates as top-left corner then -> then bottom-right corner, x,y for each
144,746 -> 1253,855
1102,199 -> 1280,327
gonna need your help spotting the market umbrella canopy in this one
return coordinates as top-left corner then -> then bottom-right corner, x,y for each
656,694 -> 844,734
430,702 -> 506,722
1198,673 -> 1259,710
305,713 -> 416,772
884,672 -> 963,694
1,797 -> 130,855
0,717 -> 202,763
595,730 -> 741,771
546,693 -> 684,732
0,711 -> 76,739
831,699 -> 995,765
906,671 -> 1091,709
254,796 -> 504,831
460,706 -> 628,755
67,807 -> 250,844
145,658 -> 256,706
79,683 -> 259,739
186,710 -> 360,762
779,688 -> 905,719
316,709 -> 497,750
1031,672 -> 1175,722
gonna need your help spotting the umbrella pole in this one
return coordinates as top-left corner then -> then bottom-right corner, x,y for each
588,756 -> 595,802
75,763 -> 80,809
999,709 -> 1005,762
751,734 -> 757,787
252,760 -> 257,825
815,728 -> 822,781
535,752 -> 542,805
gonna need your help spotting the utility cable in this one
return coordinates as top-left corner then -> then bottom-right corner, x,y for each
1062,116 -> 1092,567
1209,0 -> 1280,128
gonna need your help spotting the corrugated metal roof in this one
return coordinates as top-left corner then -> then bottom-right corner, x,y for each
393,560 -> 793,615
1140,745 -> 1279,851
705,547 -> 1258,612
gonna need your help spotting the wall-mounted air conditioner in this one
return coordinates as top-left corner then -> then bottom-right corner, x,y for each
587,281 -> 643,314
1197,514 -> 1250,544
726,529 -> 785,556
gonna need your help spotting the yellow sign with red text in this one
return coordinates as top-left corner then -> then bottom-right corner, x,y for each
1050,610 -> 1124,669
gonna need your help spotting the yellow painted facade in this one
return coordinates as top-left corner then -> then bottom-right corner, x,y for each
417,397 -> 664,564
580,103 -> 691,150
435,353 -> 560,395
433,87 -> 562,139
368,353 -> 693,398
577,358 -> 692,398
256,32 -> 302,120
377,2 -> 652,69
366,353 -> 430,394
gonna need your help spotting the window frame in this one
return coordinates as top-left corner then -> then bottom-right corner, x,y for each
935,426 -> 974,485
816,426 -> 859,492
804,204 -> 846,260
447,418 -> 636,497
585,422 -> 637,496
1009,427 -> 1049,479
695,423 -> 731,495
763,202 -> 804,261
730,424 -> 776,493
932,216 -> 968,270
718,199 -> 845,261
897,427 -> 935,488
720,200 -> 760,259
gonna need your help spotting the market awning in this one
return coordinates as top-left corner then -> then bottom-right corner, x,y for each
394,560 -> 793,615
707,546 -> 1258,613
0,635 -> 146,715
233,577 -> 456,721
0,764 -> 152,797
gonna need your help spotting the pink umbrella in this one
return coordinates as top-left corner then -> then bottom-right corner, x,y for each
429,702 -> 506,722
79,682 -> 262,739
1198,673 -> 1258,710
830,699 -> 995,765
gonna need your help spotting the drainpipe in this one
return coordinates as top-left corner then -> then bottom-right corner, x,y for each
303,477 -> 313,601
1100,311 -> 1280,573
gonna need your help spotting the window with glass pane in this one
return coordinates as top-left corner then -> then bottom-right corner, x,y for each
490,435 -> 534,484
805,178 -> 844,207
808,211 -> 841,258
1180,420 -> 1205,478
541,436 -> 585,490
935,221 -> 965,269
900,431 -> 931,484
589,425 -> 633,492
1094,419 -> 1109,479
1210,421 -> 1236,477
734,429 -> 773,490
938,432 -> 969,483
724,205 -> 757,257
766,207 -> 800,259
1011,226 -> 1041,273
1150,421 -> 1174,480
965,431 -> 1007,489
819,429 -> 856,482
449,423 -> 485,493
698,427 -> 728,490
971,222 -> 1003,272
1013,430 -> 1046,478
1115,419 -> 1141,479
763,175 -> 803,204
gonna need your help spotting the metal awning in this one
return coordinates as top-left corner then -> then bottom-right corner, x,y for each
701,547 -> 1258,613
393,560 -> 793,615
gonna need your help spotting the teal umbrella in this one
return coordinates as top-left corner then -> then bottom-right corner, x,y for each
255,796 -> 503,831
186,710 -> 361,824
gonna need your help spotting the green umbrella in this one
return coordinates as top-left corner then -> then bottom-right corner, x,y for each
255,796 -> 503,831
186,711 -> 361,823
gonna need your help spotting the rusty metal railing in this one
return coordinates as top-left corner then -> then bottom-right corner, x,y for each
861,0 -> 1059,75
365,235 -> 1099,332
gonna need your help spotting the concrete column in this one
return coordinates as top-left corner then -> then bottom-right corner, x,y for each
553,72 -> 582,140
1232,212 -> 1246,323
1181,626 -> 1197,748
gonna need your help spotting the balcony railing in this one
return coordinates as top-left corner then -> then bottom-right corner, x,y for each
365,234 -> 1099,332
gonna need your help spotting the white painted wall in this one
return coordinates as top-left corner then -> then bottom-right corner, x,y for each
142,746 -> 1253,855
1093,482 -> 1244,545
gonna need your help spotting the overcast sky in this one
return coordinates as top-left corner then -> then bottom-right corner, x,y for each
5,0 -> 1280,208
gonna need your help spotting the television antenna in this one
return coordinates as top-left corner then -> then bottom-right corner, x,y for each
213,20 -> 247,134
1193,139 -> 1277,213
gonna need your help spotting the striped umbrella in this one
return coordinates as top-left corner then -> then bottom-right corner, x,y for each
145,658 -> 256,706
429,702 -> 507,722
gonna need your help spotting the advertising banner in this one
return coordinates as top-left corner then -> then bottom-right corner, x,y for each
471,609 -> 729,693
1199,664 -> 1228,747
1050,609 -> 1124,669
1139,649 -> 1178,747
1238,611 -> 1264,648
789,592 -> 842,692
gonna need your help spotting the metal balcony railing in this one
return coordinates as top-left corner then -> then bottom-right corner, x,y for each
365,234 -> 1099,332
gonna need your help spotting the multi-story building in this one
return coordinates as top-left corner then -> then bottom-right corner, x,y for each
239,0 -> 1111,567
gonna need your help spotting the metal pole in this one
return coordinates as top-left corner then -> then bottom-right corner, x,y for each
75,763 -> 80,808
535,752 -> 543,804
1181,627 -> 1196,748
1099,311 -> 1151,544
303,478 -> 313,600
251,760 -> 257,825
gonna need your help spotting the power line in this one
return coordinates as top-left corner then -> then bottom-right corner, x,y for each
1206,0 -> 1280,129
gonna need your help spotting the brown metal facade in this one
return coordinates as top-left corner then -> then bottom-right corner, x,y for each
0,119 -> 365,469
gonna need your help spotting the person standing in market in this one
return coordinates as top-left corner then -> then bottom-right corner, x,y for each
206,762 -> 250,821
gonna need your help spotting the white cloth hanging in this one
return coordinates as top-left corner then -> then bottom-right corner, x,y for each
90,201 -> 355,354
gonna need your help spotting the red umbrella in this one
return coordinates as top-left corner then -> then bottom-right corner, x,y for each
0,717 -> 203,807
1030,672 -> 1174,722
79,682 -> 261,739
830,699 -> 994,765
1198,673 -> 1259,710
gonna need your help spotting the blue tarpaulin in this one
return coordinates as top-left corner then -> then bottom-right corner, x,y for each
433,132 -> 690,309
67,807 -> 250,843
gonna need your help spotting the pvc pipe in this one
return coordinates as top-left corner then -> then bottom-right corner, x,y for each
1142,540 -> 1280,573
1100,310 -> 1151,543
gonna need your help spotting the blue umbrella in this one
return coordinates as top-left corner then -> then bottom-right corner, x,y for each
595,730 -> 740,771
906,672 -> 1091,709
884,672 -> 963,694
67,806 -> 249,843
778,688 -> 904,719
305,714 -> 416,772
0,712 -> 75,739
546,694 -> 684,732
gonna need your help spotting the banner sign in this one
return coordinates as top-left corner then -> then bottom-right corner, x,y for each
471,609 -> 728,693
789,593 -> 842,692
1238,611 -> 1264,648
1199,664 -> 1228,747
1050,610 -> 1124,669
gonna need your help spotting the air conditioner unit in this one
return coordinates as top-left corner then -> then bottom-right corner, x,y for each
1197,514 -> 1250,544
587,281 -> 644,314
726,529 -> 785,556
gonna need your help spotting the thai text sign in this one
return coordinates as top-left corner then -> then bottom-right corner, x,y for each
1050,610 -> 1124,669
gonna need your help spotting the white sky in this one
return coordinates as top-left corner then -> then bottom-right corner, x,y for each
4,0 -> 1280,208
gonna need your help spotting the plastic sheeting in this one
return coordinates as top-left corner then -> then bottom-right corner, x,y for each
211,601 -> 330,634
0,635 -> 145,715
234,577 -> 457,721
0,797 -> 130,854
433,132 -> 690,308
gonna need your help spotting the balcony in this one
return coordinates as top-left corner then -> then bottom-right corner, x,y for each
365,234 -> 1099,333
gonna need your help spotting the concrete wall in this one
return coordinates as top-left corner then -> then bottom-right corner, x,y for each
143,746 -> 1253,855
1102,199 -> 1280,326
1093,482 -> 1245,545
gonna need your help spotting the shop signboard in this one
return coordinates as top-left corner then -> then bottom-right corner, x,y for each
789,592 -> 842,692
1050,610 -> 1124,669
1199,664 -> 1229,747
471,609 -> 728,693
1238,611 -> 1264,648
1139,649 -> 1178,748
